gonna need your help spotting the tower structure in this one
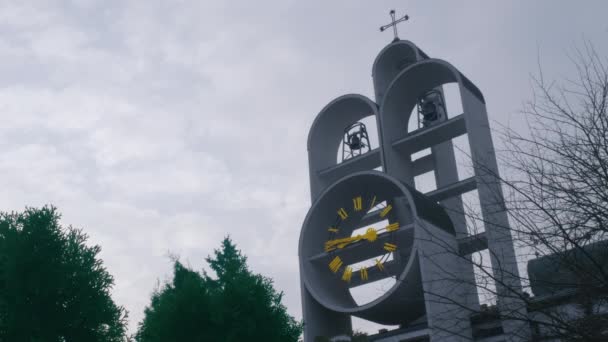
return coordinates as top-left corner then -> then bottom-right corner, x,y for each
298,25 -> 528,342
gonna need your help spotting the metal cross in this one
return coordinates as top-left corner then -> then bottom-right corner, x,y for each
379,9 -> 409,41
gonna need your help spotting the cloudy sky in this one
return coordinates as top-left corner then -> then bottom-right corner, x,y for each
1,0 -> 607,335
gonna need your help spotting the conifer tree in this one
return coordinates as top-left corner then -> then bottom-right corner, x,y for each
0,206 -> 128,341
136,237 -> 302,342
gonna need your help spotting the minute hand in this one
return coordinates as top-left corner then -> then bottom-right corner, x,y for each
324,228 -> 377,251
324,236 -> 359,251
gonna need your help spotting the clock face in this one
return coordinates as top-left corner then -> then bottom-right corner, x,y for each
324,194 -> 400,287
300,171 -> 452,324
299,172 -> 419,319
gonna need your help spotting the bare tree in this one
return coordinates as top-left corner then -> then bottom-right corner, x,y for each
408,41 -> 608,342
452,42 -> 608,341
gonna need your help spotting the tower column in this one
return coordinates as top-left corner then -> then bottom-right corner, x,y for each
461,90 -> 530,340
300,280 -> 351,342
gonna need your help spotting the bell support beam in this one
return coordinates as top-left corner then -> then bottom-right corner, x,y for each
319,148 -> 382,182
425,176 -> 477,202
392,114 -> 466,155
412,153 -> 434,176
458,232 -> 488,256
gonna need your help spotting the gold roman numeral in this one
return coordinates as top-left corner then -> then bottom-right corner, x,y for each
328,227 -> 339,233
329,256 -> 343,273
369,195 -> 377,210
353,196 -> 362,211
375,259 -> 384,271
380,204 -> 393,218
384,242 -> 397,252
342,267 -> 353,282
360,267 -> 368,281
386,222 -> 400,232
337,208 -> 348,220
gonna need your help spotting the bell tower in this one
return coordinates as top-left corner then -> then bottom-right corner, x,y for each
299,11 -> 528,341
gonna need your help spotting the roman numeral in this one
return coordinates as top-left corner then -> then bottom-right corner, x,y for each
342,267 -> 353,282
329,256 -> 343,273
353,196 -> 363,211
375,259 -> 384,271
380,204 -> 392,218
384,242 -> 397,252
369,195 -> 377,210
386,222 -> 399,232
337,208 -> 348,220
360,267 -> 368,281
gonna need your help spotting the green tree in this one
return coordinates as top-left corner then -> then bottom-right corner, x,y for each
0,206 -> 128,341
134,261 -> 214,341
136,237 -> 302,342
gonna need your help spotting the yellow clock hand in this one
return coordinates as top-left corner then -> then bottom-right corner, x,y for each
324,236 -> 356,251
324,228 -> 378,251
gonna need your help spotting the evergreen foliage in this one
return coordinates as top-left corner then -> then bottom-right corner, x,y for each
136,237 -> 302,342
0,206 -> 128,341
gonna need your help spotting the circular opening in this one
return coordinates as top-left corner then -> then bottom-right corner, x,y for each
300,173 -> 416,313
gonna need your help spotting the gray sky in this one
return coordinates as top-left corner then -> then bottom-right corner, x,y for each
1,0 -> 607,335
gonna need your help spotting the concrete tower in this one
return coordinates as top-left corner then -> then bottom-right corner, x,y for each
299,31 -> 527,341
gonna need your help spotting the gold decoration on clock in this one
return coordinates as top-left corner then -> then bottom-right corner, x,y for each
342,267 -> 353,282
375,258 -> 385,271
337,208 -> 348,220
380,204 -> 392,218
360,267 -> 368,281
353,196 -> 363,211
384,242 -> 397,252
386,222 -> 400,232
329,256 -> 343,273
323,194 -> 399,284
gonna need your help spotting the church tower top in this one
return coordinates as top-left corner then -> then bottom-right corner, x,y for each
379,9 -> 409,42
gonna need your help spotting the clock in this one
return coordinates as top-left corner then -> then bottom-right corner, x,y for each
323,191 -> 400,286
299,171 -> 456,325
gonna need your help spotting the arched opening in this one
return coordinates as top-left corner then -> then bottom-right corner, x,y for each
452,133 -> 474,181
378,59 -> 468,184
406,84 -> 460,135
372,41 -> 421,104
308,95 -> 380,173
442,82 -> 463,116
350,273 -> 396,306
472,249 -> 497,306
351,316 -> 399,338
414,170 -> 437,194
336,115 -> 381,167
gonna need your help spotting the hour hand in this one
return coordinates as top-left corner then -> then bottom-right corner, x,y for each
324,236 -> 356,251
324,228 -> 377,251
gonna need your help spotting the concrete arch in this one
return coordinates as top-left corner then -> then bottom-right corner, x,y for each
307,94 -> 381,199
307,94 -> 379,164
381,58 -> 479,133
299,171 -> 454,324
377,58 -> 485,183
372,40 -> 429,104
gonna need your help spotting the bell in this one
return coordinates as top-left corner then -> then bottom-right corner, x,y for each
418,90 -> 446,127
341,122 -> 371,162
348,135 -> 362,150
421,102 -> 438,122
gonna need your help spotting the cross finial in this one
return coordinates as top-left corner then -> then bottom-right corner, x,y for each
380,9 -> 409,42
